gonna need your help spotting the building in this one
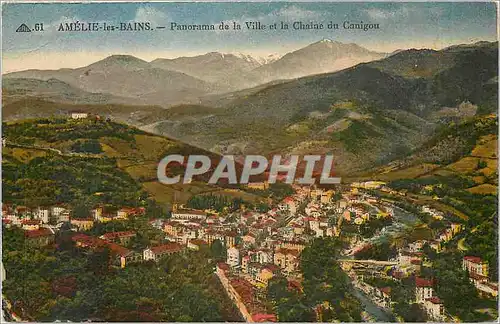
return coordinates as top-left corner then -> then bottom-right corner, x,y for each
187,239 -> 208,251
70,111 -> 89,119
215,263 -> 276,322
71,233 -> 107,249
70,218 -> 95,231
59,211 -> 71,223
255,249 -> 273,264
99,231 -> 136,245
256,265 -> 279,286
171,208 -> 207,221
279,240 -> 306,252
279,197 -> 297,214
241,255 -> 250,273
246,182 -> 269,190
108,243 -> 141,268
24,228 -> 55,247
320,190 -> 335,204
463,256 -> 498,297
415,277 -> 434,303
274,249 -> 299,274
423,297 -> 445,322
143,243 -> 184,261
21,219 -> 41,231
242,234 -> 257,246
51,206 -> 67,218
227,246 -> 240,268
463,256 -> 489,277
92,207 -> 103,221
34,208 -> 50,224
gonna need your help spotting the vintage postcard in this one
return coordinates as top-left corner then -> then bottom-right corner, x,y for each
1,1 -> 498,322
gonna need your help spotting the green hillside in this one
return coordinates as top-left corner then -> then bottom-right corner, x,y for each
2,118 -> 265,212
352,114 -> 498,280
152,41 -> 498,175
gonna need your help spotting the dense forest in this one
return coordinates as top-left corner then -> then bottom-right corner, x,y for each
2,225 -> 241,322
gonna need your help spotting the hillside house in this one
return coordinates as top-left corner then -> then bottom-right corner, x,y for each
463,256 -> 489,277
100,231 -> 136,245
415,277 -> 434,303
24,228 -> 55,247
70,111 -> 89,119
171,208 -> 207,222
143,243 -> 184,261
70,218 -> 95,231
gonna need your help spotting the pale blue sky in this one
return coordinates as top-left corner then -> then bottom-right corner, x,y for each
2,2 -> 497,72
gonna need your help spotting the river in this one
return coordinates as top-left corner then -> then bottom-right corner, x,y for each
346,204 -> 420,322
368,205 -> 421,245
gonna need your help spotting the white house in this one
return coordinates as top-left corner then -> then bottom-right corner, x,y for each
463,256 -> 489,277
171,208 -> 207,222
423,297 -> 445,322
415,277 -> 434,303
71,111 -> 89,119
143,243 -> 183,261
227,246 -> 240,268
34,208 -> 50,224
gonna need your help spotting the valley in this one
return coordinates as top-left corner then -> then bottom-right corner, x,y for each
2,37 -> 498,323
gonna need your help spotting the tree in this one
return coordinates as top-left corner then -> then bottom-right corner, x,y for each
210,239 -> 226,261
431,252 -> 479,319
299,238 -> 363,321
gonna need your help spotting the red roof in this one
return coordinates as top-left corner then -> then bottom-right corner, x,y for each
150,243 -> 183,255
24,228 -> 53,238
415,277 -> 433,287
71,233 -> 107,248
262,264 -> 280,273
107,243 -> 132,257
22,219 -> 41,225
252,313 -> 277,322
469,272 -> 489,281
275,248 -> 300,257
189,239 -> 208,246
464,256 -> 483,264
380,287 -> 391,295
118,207 -> 145,215
288,280 -> 303,292
426,297 -> 443,304
100,231 -> 136,241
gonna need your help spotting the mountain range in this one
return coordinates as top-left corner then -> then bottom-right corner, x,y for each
147,41 -> 498,175
4,39 -> 387,107
2,40 -> 498,177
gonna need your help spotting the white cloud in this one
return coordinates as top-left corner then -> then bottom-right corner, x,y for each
273,5 -> 323,20
364,6 -> 414,21
134,7 -> 168,26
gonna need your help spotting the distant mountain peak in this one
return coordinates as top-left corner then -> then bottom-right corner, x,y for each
89,55 -> 149,70
101,54 -> 147,63
318,38 -> 338,44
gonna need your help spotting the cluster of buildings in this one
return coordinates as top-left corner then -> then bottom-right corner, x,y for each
207,185 -> 397,322
1,203 -> 146,248
463,256 -> 498,297
345,198 -> 498,322
5,178 -> 497,322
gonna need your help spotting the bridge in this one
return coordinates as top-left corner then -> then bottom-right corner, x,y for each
338,259 -> 398,266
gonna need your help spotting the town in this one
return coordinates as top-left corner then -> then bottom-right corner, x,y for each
2,179 -> 497,322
